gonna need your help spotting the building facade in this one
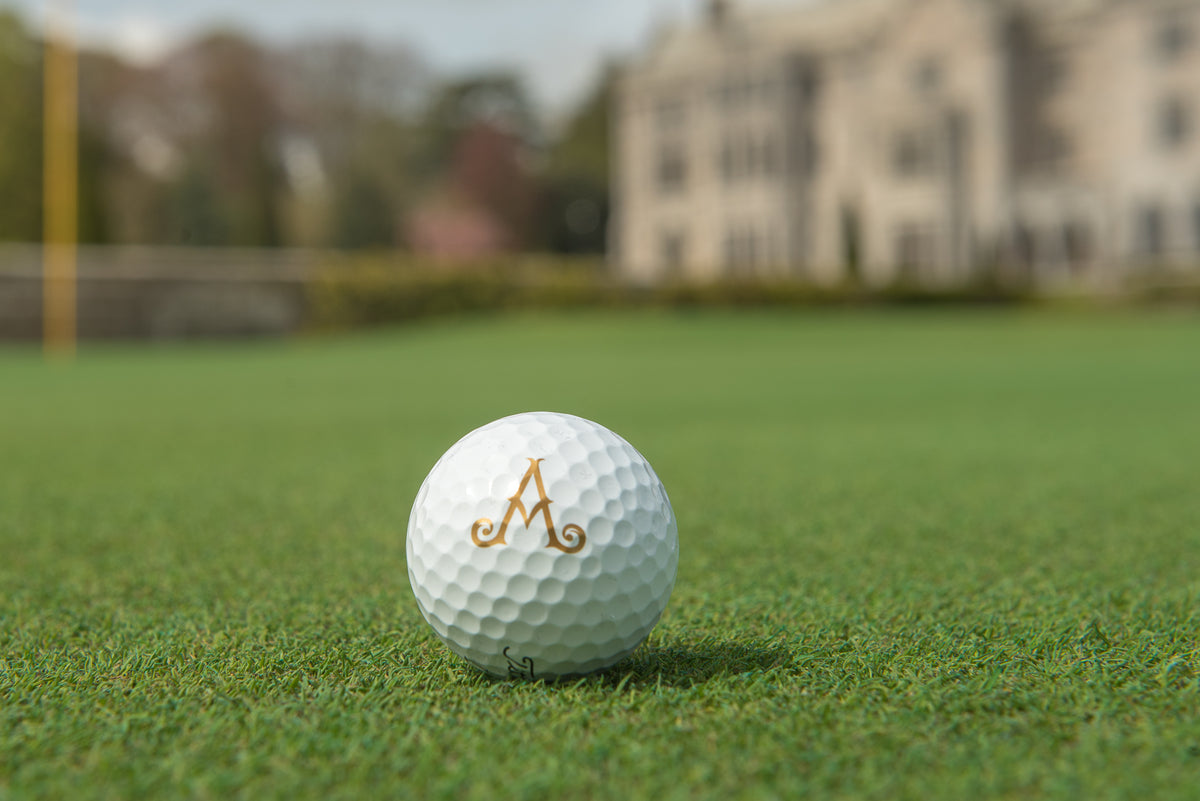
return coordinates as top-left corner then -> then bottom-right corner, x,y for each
612,0 -> 1200,288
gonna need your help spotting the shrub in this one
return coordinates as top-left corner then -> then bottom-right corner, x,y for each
306,254 -> 617,330
305,254 -> 1035,331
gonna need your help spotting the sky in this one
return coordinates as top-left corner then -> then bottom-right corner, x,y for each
4,0 -> 810,113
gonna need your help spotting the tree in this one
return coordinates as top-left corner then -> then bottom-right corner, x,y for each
277,36 -> 427,167
447,121 -> 538,248
190,31 -> 284,246
167,163 -> 228,245
0,12 -> 111,244
547,64 -> 613,189
130,30 -> 288,247
0,11 -> 43,241
406,73 -> 543,252
276,36 -> 429,248
539,65 -> 615,254
416,73 -> 540,185
330,169 -> 396,250
76,122 -> 112,244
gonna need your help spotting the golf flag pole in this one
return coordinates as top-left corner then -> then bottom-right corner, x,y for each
43,0 -> 78,359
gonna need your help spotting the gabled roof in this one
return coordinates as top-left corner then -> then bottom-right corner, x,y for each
633,0 -> 1139,77
638,0 -> 912,75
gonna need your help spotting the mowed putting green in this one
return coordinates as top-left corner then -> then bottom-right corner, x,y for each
2,309 -> 1198,800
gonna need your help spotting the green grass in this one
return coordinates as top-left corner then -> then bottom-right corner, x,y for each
2,309 -> 1199,800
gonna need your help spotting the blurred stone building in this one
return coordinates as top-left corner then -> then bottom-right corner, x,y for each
612,0 -> 1200,288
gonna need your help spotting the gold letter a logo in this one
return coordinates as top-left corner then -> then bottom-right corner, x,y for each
471,458 -> 586,554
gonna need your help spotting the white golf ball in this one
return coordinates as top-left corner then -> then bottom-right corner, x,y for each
406,411 -> 679,679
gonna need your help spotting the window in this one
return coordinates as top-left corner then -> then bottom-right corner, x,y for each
719,133 -> 780,183
744,134 -> 759,177
796,66 -> 819,102
709,82 -> 724,107
1156,13 -> 1191,62
765,225 -> 783,268
1193,202 -> 1200,251
714,72 -> 781,109
757,77 -> 777,103
719,138 -> 734,184
895,223 -> 935,278
723,225 -> 760,274
715,76 -> 745,108
1013,224 -> 1034,266
660,230 -> 687,274
1063,222 -> 1093,269
1027,128 -> 1072,172
656,97 -> 687,130
761,135 -> 780,176
745,228 -> 759,270
1041,56 -> 1068,94
893,129 -> 936,178
797,129 -> 820,176
657,144 -> 687,194
719,140 -> 735,184
1159,97 -> 1191,149
914,57 -> 942,94
1139,205 -> 1166,256
1045,128 -> 1072,165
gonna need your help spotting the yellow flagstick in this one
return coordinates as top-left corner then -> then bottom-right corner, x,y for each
43,0 -> 78,359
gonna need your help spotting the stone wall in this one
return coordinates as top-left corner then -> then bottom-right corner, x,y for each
0,246 -> 316,341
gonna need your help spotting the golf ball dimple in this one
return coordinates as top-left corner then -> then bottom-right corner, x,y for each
406,411 -> 679,680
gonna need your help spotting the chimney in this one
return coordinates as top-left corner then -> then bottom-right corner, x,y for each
707,0 -> 731,27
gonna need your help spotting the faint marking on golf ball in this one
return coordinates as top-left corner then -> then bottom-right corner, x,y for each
406,411 -> 678,679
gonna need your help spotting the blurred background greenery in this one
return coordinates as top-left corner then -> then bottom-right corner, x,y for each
0,7 -> 612,255
3,1 -> 1200,346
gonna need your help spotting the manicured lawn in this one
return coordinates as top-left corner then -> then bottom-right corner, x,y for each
2,309 -> 1198,799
